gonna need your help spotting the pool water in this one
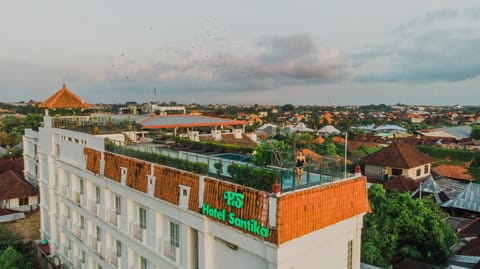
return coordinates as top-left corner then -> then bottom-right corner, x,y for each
213,153 -> 252,163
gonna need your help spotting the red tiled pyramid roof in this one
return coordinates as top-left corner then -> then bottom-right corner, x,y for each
0,170 -> 37,200
39,84 -> 91,109
361,141 -> 435,169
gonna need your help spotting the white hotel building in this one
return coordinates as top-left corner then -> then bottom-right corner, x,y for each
24,86 -> 370,269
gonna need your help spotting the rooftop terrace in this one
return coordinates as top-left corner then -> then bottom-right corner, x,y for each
105,140 -> 347,193
48,115 -> 348,192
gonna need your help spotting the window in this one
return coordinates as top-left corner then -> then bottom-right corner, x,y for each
392,168 -> 402,176
424,165 -> 429,174
67,206 -> 71,219
68,239 -> 72,250
96,226 -> 102,242
347,240 -> 353,269
140,256 -> 148,269
170,222 -> 179,247
19,197 -> 29,206
80,216 -> 84,230
115,196 -> 121,215
416,169 -> 421,177
95,187 -> 100,204
81,250 -> 85,262
139,207 -> 147,229
116,240 -> 122,257
79,179 -> 84,195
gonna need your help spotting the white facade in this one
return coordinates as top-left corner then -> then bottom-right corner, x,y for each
24,116 -> 365,269
365,163 -> 430,181
1,196 -> 39,212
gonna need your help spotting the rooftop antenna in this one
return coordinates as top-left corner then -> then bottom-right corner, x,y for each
154,88 -> 157,102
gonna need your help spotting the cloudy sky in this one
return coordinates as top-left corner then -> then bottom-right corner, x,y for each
2,1 -> 480,105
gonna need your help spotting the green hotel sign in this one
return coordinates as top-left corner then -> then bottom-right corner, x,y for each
202,191 -> 270,238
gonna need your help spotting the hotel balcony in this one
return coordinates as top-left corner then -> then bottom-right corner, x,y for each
108,250 -> 121,267
76,258 -> 86,269
74,224 -> 84,241
107,210 -> 119,227
131,222 -> 146,242
162,238 -> 180,264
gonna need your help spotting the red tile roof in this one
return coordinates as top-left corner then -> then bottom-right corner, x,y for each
361,141 -> 435,169
458,237 -> 480,256
0,170 -> 37,200
39,84 -> 91,109
277,176 -> 370,244
432,164 -> 474,182
457,218 -> 480,238
383,176 -> 422,193
0,158 -> 24,178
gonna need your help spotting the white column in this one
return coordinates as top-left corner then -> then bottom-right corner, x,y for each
197,231 -> 214,269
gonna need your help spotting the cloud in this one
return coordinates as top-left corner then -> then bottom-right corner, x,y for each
250,34 -> 348,81
353,7 -> 480,83
92,34 -> 350,96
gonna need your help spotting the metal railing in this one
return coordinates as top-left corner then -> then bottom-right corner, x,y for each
106,141 -> 345,192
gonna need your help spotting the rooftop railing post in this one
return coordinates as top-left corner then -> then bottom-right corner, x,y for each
292,168 -> 295,191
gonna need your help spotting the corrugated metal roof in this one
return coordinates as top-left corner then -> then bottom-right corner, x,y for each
438,126 -> 472,140
444,183 -> 480,212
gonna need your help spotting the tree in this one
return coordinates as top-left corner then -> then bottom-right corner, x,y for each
0,225 -> 22,252
0,247 -> 28,269
252,140 -> 291,166
362,185 -> 457,267
471,125 -> 480,139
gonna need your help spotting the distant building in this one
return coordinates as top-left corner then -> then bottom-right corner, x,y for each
0,158 -> 39,211
0,170 -> 38,211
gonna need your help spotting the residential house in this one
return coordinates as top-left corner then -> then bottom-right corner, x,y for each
360,141 -> 435,181
0,170 -> 38,211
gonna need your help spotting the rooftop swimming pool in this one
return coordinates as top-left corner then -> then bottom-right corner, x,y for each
213,153 -> 252,163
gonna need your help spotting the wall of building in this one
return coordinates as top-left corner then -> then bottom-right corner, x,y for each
406,164 -> 430,180
365,164 -> 385,179
277,215 -> 363,269
7,195 -> 39,211
212,237 -> 269,269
